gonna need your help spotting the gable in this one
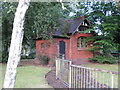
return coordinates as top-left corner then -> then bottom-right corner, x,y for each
69,18 -> 90,34
76,19 -> 90,32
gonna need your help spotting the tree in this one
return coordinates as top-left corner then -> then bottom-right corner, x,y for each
0,3 -> 2,61
73,2 -> 120,57
1,2 -> 16,63
3,0 -> 30,88
1,2 -> 64,62
22,2 -> 64,57
87,2 -> 120,57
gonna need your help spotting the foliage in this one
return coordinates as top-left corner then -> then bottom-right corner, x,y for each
1,2 -> 64,63
37,54 -> 50,65
1,1 -> 120,64
89,56 -> 118,64
63,2 -> 89,18
21,54 -> 35,59
84,2 -> 120,57
1,53 -> 8,63
63,2 -> 120,57
1,2 -> 17,63
70,1 -> 120,63
25,2 -> 63,39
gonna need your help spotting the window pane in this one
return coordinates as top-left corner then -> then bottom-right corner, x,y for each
77,37 -> 87,48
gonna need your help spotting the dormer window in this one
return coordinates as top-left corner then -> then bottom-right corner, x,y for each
78,20 -> 89,31
78,26 -> 88,31
77,37 -> 88,48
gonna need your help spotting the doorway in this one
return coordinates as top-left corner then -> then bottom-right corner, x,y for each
59,41 -> 66,59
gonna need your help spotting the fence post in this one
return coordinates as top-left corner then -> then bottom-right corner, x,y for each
111,72 -> 114,88
56,59 -> 58,79
69,61 -> 72,88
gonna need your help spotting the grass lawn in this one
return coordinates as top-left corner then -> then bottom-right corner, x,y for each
0,64 -> 52,89
80,63 -> 118,88
80,63 -> 118,72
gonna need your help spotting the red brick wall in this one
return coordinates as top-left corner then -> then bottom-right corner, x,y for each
36,33 -> 93,60
69,33 -> 93,60
36,39 -> 69,59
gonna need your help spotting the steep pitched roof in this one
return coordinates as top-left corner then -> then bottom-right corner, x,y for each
68,16 -> 86,33
53,28 -> 62,36
53,16 -> 90,36
53,18 -> 73,36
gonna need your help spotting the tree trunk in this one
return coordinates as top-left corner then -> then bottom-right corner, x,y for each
3,0 -> 30,88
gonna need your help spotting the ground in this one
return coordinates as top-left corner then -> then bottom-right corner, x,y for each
0,60 -> 51,89
0,59 -> 118,88
45,61 -> 118,88
20,59 -> 68,88
0,59 -> 67,88
45,67 -> 68,88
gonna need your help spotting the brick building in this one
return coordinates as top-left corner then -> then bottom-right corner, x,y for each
35,16 -> 94,64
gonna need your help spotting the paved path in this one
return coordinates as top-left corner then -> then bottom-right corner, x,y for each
45,67 -> 68,88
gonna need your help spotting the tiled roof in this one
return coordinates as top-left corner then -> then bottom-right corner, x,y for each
68,16 -> 85,33
53,16 -> 88,36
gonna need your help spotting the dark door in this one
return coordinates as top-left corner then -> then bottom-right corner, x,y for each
59,41 -> 66,58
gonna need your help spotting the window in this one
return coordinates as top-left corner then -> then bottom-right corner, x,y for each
78,26 -> 88,31
59,41 -> 66,59
59,41 -> 65,55
78,20 -> 89,31
77,37 -> 87,48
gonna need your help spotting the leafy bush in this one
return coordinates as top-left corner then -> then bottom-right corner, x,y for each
1,53 -> 8,63
37,54 -> 50,65
21,52 -> 36,59
21,55 -> 35,59
49,58 -> 56,67
89,56 -> 118,64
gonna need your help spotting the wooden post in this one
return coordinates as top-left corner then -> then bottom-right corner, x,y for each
102,72 -> 104,88
83,68 -> 86,88
59,59 -> 61,79
111,72 -> 114,88
56,59 -> 58,79
95,71 -> 98,88
80,68 -> 83,88
92,70 -> 95,88
86,69 -> 88,88
62,54 -> 65,59
69,61 -> 72,88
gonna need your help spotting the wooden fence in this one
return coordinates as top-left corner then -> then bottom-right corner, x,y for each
56,58 -> 118,88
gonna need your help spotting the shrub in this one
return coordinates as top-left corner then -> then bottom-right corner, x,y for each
89,56 -> 118,64
1,53 -> 8,63
49,58 -> 56,67
21,55 -> 35,59
37,54 -> 50,65
21,52 -> 36,59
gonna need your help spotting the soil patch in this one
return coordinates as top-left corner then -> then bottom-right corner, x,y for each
45,67 -> 68,88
